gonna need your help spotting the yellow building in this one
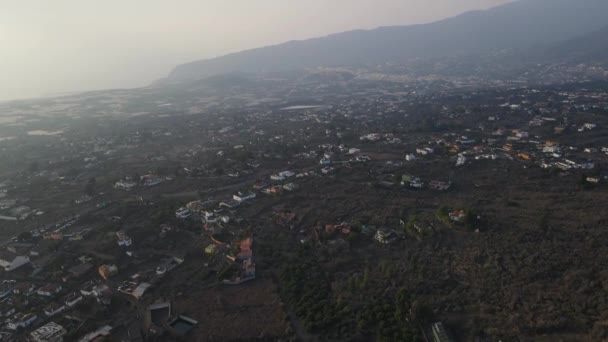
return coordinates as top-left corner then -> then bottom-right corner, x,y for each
205,244 -> 216,255
517,153 -> 531,160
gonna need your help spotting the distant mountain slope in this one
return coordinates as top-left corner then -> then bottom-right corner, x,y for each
544,25 -> 608,63
166,0 -> 608,82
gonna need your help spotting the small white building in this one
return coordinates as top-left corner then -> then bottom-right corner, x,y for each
29,322 -> 67,342
321,167 -> 335,175
116,231 -> 133,247
202,210 -> 218,223
114,179 -> 137,191
7,312 -> 37,330
0,252 -> 30,272
584,147 -> 598,153
37,284 -> 62,297
78,325 -> 112,342
579,123 -> 597,132
233,192 -> 256,202
65,292 -> 84,307
416,148 -> 427,155
374,229 -> 396,245
319,158 -> 332,165
543,146 -> 560,153
283,183 -> 299,192
140,174 -> 164,187
270,174 -> 285,181
0,305 -> 15,318
409,178 -> 424,189
456,154 -> 467,166
175,207 -> 192,219
278,171 -> 295,178
43,303 -> 66,317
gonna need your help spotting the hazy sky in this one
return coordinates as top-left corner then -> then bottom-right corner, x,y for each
0,0 -> 510,100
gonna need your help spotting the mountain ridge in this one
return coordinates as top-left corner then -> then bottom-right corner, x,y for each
543,25 -> 608,63
165,0 -> 608,82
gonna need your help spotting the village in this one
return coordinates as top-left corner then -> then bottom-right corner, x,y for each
0,72 -> 608,341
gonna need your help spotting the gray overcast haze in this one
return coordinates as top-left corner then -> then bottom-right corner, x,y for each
0,0 -> 511,100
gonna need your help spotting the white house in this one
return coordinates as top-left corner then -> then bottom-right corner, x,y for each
140,174 -> 164,187
283,183 -> 299,192
374,229 -> 396,245
319,158 -> 332,165
37,284 -> 62,297
233,192 -> 256,202
114,179 -> 137,191
0,252 -> 30,272
0,304 -> 15,318
65,292 -> 84,307
278,171 -> 295,178
202,211 -> 218,223
43,302 -> 66,317
360,133 -> 382,141
13,283 -> 36,296
7,312 -> 37,330
579,123 -> 597,132
175,207 -> 192,219
116,231 -> 133,246
29,322 -> 67,342
78,325 -> 112,342
456,154 -> 467,166
416,147 -> 434,155
270,174 -> 285,181
321,167 -> 335,175
543,146 -> 560,153
409,178 -> 424,189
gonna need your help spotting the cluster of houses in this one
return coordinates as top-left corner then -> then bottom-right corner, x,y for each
293,221 -> 403,247
0,276 -> 111,340
222,237 -> 256,285
203,231 -> 256,285
118,257 -> 184,299
0,66 -> 605,341
174,191 -> 261,285
114,174 -> 167,191
0,216 -> 187,340
261,170 -> 304,195
399,117 -> 605,183
318,144 -> 371,166
399,175 -> 452,191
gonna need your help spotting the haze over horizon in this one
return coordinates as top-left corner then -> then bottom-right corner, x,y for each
0,0 -> 511,101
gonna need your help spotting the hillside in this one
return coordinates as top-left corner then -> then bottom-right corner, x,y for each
166,0 -> 608,82
544,25 -> 608,64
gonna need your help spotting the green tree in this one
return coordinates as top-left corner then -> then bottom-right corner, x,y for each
436,206 -> 450,224
85,177 -> 96,196
28,161 -> 39,173
539,211 -> 549,231
405,213 -> 418,232
464,208 -> 479,230
17,231 -> 32,242
156,166 -> 168,176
